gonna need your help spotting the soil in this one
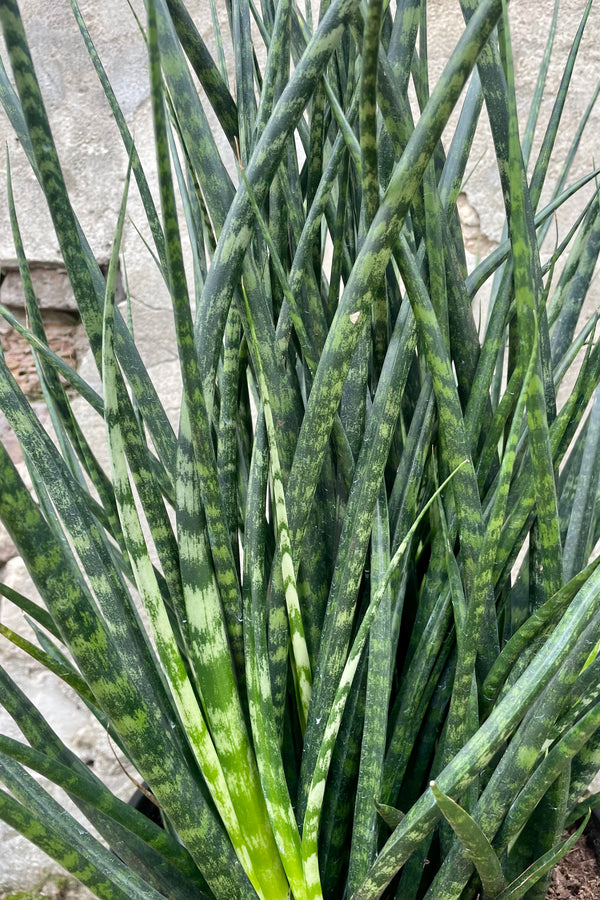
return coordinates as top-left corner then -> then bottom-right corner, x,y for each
547,816 -> 600,899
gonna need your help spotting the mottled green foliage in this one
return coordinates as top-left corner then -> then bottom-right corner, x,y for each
0,0 -> 599,899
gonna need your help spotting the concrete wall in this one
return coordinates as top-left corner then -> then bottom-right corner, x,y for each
0,0 -> 598,894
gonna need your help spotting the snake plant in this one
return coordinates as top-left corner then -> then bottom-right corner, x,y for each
0,0 -> 599,898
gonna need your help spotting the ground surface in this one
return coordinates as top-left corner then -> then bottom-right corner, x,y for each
547,817 -> 600,899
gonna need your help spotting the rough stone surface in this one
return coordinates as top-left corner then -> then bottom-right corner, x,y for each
0,308 -> 86,397
0,522 -> 17,567
427,0 -> 600,249
0,0 -> 598,895
0,267 -> 79,312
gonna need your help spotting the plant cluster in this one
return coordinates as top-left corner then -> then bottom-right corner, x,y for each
0,0 -> 599,898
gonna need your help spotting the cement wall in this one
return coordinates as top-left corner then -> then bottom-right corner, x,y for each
0,0 -> 598,894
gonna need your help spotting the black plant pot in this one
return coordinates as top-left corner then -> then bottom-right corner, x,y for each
128,783 -> 163,828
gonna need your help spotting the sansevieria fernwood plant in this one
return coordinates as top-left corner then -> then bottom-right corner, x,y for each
0,0 -> 599,897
